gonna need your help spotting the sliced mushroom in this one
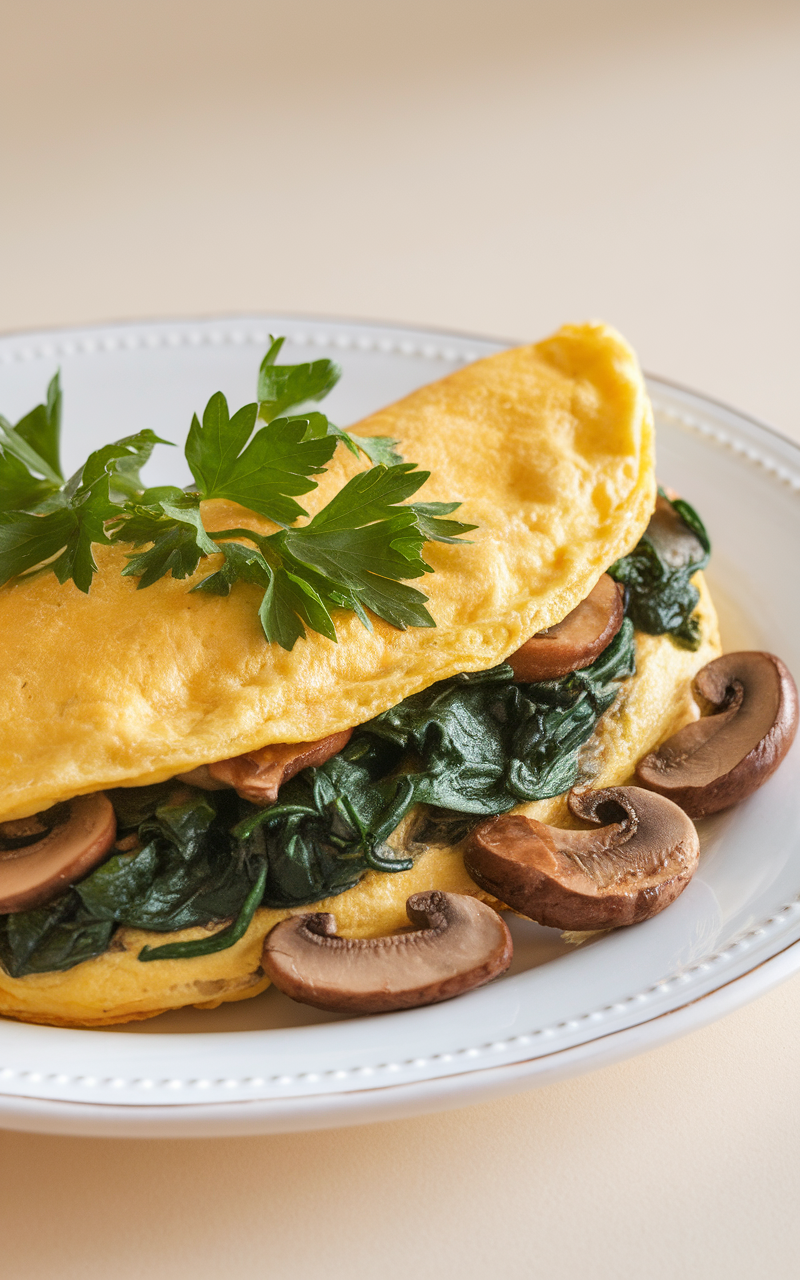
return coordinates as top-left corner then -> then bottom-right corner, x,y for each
173,764 -> 232,792
636,651 -> 798,817
0,794 -> 117,913
262,890 -> 513,1014
464,786 -> 699,930
178,729 -> 353,805
507,573 -> 624,682
0,803 -> 72,851
646,492 -> 706,568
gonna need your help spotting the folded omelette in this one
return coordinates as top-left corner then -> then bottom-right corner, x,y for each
0,321 -> 721,1025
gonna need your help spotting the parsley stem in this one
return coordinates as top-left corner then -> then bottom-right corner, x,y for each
210,527 -> 282,569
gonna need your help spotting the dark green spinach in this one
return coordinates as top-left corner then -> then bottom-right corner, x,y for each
610,490 -> 710,649
75,792 -> 264,931
0,790 -> 265,976
0,894 -> 115,978
138,862 -> 268,962
239,619 -> 636,908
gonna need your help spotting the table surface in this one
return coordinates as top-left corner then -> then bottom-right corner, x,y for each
1,2 -> 799,1275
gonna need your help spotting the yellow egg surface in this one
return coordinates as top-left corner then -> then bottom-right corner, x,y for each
0,576 -> 719,1028
0,322 -> 655,822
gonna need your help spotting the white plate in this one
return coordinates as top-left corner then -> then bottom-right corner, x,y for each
1,314 -> 799,1139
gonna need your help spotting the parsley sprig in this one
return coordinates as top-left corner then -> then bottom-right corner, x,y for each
0,340 -> 475,648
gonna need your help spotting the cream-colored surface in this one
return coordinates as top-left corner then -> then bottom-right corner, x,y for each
0,323 -> 654,822
0,576 -> 718,1026
1,1 -> 799,1277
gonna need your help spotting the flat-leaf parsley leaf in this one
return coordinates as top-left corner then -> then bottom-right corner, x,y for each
0,340 -> 474,646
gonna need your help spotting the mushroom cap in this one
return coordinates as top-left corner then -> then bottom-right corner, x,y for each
636,651 -> 799,817
464,785 -> 700,930
262,890 -> 513,1015
507,573 -> 624,682
0,793 -> 117,913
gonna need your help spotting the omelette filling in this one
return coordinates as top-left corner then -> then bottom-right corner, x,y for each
0,493 -> 710,979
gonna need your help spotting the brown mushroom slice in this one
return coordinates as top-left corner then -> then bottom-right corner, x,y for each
0,794 -> 117,913
174,764 -> 232,791
262,890 -> 513,1014
636,651 -> 799,818
646,492 -> 706,568
0,803 -> 72,851
464,786 -> 699,931
206,729 -> 354,805
507,573 -> 624,682
177,729 -> 354,804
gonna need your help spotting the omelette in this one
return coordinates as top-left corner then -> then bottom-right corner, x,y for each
0,322 -> 722,1026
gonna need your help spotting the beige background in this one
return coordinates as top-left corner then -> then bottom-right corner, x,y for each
2,1 -> 800,1275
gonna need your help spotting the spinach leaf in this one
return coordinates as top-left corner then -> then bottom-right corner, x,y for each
0,894 -> 114,977
0,790 -> 266,976
240,620 -> 636,907
105,781 -> 183,829
76,792 -> 262,931
138,862 -> 268,962
610,491 -> 710,649
370,621 -> 635,809
237,745 -> 416,909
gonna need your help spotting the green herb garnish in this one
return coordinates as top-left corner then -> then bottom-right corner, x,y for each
0,343 -> 474,648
